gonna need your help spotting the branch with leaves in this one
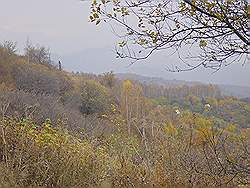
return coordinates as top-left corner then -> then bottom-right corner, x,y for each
90,0 -> 249,71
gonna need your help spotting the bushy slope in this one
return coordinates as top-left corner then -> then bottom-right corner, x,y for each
0,43 -> 249,187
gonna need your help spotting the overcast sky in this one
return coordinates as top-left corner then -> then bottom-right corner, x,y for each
0,0 -> 249,86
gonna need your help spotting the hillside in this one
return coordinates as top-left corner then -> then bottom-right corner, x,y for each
219,84 -> 250,98
0,44 -> 249,187
116,73 -> 202,86
116,73 -> 250,98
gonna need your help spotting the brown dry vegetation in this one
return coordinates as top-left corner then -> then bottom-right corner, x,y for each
0,42 -> 249,187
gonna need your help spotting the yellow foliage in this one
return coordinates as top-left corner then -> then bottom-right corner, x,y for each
122,79 -> 132,93
226,124 -> 236,133
164,122 -> 178,136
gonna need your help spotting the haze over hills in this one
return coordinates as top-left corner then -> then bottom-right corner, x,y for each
1,0 -> 250,89
0,0 -> 250,187
60,47 -> 250,87
116,73 -> 203,86
116,73 -> 250,98
61,48 -> 250,98
218,85 -> 250,99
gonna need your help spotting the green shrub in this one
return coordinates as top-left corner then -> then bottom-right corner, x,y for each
80,80 -> 111,115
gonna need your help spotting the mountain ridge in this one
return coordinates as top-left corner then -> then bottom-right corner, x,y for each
116,73 -> 250,98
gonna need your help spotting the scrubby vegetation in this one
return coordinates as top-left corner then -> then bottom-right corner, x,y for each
0,41 -> 249,187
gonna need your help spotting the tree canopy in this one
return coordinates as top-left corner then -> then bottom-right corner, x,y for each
90,0 -> 249,71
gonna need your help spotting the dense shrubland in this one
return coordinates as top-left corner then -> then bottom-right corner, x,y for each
0,42 -> 249,187
153,96 -> 250,129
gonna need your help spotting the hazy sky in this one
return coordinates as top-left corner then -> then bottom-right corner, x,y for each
0,0 -> 249,86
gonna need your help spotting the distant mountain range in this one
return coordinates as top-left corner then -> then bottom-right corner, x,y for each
116,73 -> 250,98
218,85 -> 250,98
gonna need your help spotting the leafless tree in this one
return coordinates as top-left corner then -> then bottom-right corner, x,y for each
24,41 -> 52,65
0,41 -> 17,55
